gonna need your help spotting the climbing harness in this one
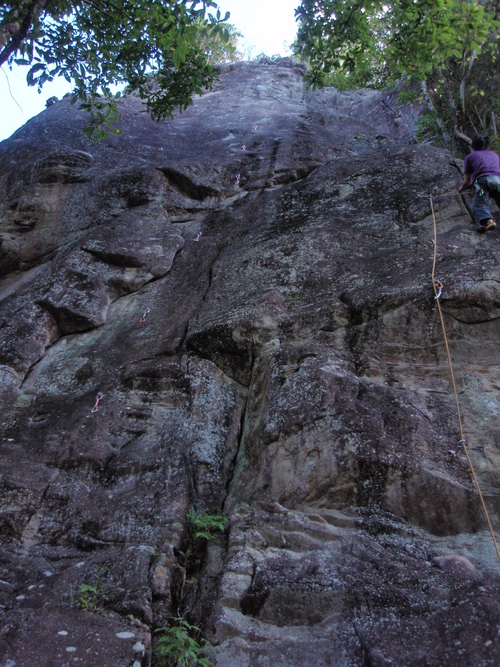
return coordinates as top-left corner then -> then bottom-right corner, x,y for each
430,196 -> 500,564
474,182 -> 485,197
91,392 -> 104,413
140,308 -> 150,323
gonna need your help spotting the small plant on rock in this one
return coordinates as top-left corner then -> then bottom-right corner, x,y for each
173,509 -> 228,608
186,508 -> 227,541
155,617 -> 212,667
76,581 -> 107,612
73,567 -> 109,612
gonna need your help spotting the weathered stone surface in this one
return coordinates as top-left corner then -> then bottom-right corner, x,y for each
1,59 -> 500,666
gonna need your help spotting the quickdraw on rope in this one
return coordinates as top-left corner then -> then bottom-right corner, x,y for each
194,232 -> 202,242
91,392 -> 104,413
140,308 -> 150,323
448,439 -> 465,460
430,195 -> 500,565
434,280 -> 443,300
235,173 -> 240,186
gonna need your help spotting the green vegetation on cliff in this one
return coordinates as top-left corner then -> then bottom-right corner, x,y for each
294,0 -> 500,150
0,0 -> 234,137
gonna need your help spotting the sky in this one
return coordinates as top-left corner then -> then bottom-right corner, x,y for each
0,0 -> 300,142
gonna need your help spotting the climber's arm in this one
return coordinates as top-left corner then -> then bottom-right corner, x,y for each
459,173 -> 471,192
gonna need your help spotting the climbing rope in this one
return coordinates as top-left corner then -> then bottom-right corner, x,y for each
419,190 -> 465,200
430,195 -> 500,564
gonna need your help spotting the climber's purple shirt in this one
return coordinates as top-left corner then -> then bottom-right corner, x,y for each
464,149 -> 500,183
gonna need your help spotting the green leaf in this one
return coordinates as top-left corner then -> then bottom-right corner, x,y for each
27,63 -> 46,86
79,584 -> 97,593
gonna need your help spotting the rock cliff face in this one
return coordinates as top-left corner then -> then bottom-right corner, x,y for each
1,59 -> 500,666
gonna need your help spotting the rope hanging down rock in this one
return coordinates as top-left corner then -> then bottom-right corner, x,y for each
430,195 -> 500,565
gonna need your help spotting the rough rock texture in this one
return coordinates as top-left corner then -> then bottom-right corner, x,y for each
1,59 -> 500,666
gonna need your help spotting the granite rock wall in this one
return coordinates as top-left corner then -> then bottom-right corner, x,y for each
1,59 -> 500,666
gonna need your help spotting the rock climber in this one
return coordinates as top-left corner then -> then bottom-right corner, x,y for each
459,135 -> 500,232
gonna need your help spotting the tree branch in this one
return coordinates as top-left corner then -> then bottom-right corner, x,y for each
0,0 -> 48,68
454,128 -> 472,145
337,2 -> 363,37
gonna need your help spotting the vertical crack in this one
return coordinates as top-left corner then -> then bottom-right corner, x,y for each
339,292 -> 365,377
178,239 -> 228,354
222,350 -> 257,509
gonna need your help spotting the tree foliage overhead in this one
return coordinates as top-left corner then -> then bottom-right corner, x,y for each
294,0 -> 500,150
0,0 -> 232,137
194,18 -> 242,65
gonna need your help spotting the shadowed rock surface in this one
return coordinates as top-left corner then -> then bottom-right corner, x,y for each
1,59 -> 500,666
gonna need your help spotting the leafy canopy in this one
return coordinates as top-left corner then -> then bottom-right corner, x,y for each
194,18 -> 242,65
0,1 -> 232,138
294,0 -> 500,149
